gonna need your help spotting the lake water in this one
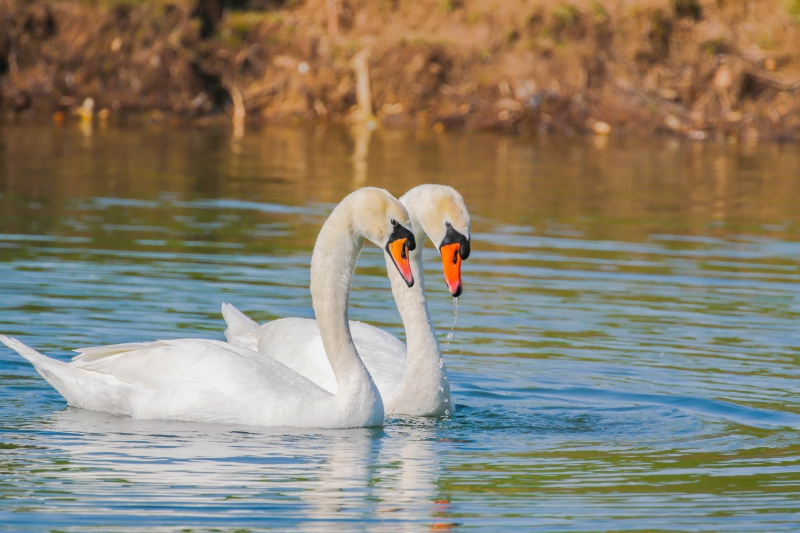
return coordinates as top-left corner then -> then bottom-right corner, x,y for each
1,123 -> 800,531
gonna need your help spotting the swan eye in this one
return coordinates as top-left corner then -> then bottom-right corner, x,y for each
390,219 -> 397,226
445,221 -> 452,228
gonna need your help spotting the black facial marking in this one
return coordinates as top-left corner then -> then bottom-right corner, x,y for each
387,223 -> 417,251
440,225 -> 470,260
385,222 -> 417,288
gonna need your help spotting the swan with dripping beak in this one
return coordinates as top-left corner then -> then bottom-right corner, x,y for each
222,184 -> 471,416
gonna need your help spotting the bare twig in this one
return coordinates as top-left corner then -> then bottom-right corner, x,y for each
231,86 -> 245,138
326,0 -> 339,39
351,48 -> 373,122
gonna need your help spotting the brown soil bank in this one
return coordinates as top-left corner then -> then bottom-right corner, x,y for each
2,0 -> 800,140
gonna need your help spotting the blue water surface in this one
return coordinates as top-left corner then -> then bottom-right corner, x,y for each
1,124 -> 800,531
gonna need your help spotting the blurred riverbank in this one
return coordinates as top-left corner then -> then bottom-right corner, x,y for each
2,0 -> 800,141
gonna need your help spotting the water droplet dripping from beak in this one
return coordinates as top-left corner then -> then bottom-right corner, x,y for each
444,297 -> 458,351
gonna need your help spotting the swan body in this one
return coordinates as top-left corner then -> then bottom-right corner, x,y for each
222,309 -> 407,399
1,187 -> 418,429
1,337 -> 356,427
223,184 -> 472,416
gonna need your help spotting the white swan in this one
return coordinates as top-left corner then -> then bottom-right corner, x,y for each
0,187 -> 418,429
221,184 -> 471,416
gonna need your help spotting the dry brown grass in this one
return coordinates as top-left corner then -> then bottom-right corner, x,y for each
1,0 -> 800,139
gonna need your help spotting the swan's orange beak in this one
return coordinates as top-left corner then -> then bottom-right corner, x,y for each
387,237 -> 414,287
440,242 -> 462,297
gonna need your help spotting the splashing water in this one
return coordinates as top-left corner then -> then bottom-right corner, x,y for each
444,297 -> 458,351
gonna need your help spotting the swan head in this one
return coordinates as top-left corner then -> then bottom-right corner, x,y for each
400,184 -> 471,297
349,187 -> 417,287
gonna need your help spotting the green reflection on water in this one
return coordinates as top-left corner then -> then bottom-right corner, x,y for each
1,123 -> 800,530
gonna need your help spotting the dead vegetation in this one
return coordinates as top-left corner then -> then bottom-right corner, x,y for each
1,0 -> 800,140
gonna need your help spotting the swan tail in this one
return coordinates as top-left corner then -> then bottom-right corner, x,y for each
0,335 -> 92,405
221,303 -> 260,350
0,335 -> 57,368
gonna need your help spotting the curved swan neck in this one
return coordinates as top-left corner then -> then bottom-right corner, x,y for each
385,230 -> 442,368
384,211 -> 451,413
310,201 -> 378,404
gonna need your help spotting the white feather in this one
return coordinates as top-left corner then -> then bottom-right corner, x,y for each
2,188 -> 414,429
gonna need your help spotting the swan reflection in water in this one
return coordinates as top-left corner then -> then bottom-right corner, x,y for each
33,408 -> 452,529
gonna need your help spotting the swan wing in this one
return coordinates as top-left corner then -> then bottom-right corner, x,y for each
3,335 -> 343,427
254,318 -> 339,393
72,342 -> 161,361
243,316 -> 407,396
350,321 -> 407,394
71,337 -> 327,396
